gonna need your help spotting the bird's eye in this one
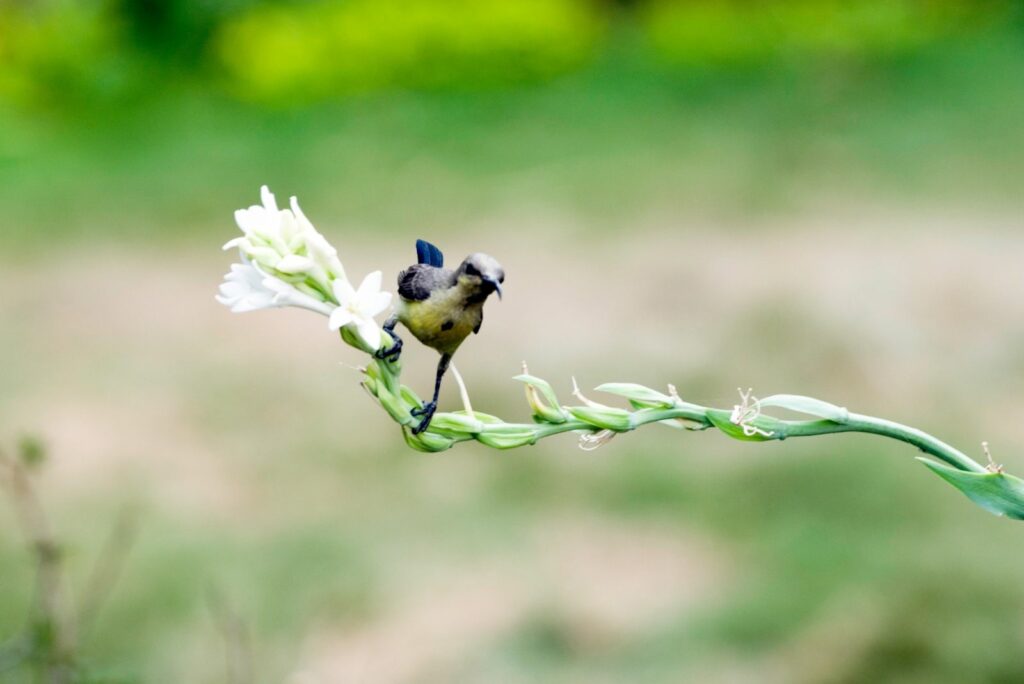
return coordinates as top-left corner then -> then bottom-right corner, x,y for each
498,274 -> 505,283
464,263 -> 480,277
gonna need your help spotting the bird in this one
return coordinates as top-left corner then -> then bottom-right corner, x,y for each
376,239 -> 505,434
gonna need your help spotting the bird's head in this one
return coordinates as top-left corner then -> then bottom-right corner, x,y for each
456,253 -> 505,300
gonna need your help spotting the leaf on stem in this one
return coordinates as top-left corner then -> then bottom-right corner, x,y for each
566,406 -> 633,432
595,383 -> 675,408
375,386 -> 414,426
706,409 -> 780,442
513,373 -> 568,423
759,395 -> 849,423
476,425 -> 539,449
918,458 -> 1024,520
429,413 -> 485,434
403,429 -> 455,453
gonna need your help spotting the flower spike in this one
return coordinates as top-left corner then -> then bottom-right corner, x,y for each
219,186 -> 1024,522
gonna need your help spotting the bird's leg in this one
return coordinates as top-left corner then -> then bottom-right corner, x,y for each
374,315 -> 403,362
411,353 -> 451,434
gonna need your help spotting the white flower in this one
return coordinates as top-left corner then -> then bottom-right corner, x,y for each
328,271 -> 393,349
275,254 -> 317,275
262,275 -> 336,316
223,185 -> 345,285
290,196 -> 345,280
223,185 -> 291,262
216,262 -> 276,313
216,260 -> 335,316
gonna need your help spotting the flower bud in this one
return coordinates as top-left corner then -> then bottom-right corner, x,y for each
399,384 -> 422,409
404,428 -> 455,453
513,371 -> 567,424
429,412 -> 485,435
595,383 -> 675,409
375,385 -> 414,425
567,406 -> 633,432
275,254 -> 317,275
476,425 -> 538,449
339,325 -> 371,353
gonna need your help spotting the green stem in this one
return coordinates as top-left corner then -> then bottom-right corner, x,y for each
463,406 -> 986,474
780,413 -> 986,473
348,331 -> 990,477
343,334 -> 1020,517
631,406 -> 983,473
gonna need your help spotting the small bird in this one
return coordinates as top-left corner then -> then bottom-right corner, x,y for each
377,239 -> 505,434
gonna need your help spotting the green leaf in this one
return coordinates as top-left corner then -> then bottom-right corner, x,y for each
706,409 -> 780,442
375,386 -> 413,426
399,384 -> 423,408
595,383 -> 674,408
429,413 -> 485,434
462,411 -> 505,425
339,325 -> 372,354
759,395 -> 848,423
364,361 -> 382,382
567,406 -> 634,431
513,374 -> 562,409
404,428 -> 454,453
918,458 -> 1024,520
514,373 -> 569,423
476,425 -> 539,449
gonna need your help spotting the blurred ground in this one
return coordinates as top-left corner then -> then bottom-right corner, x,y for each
3,5 -> 1024,683
3,216 -> 1024,682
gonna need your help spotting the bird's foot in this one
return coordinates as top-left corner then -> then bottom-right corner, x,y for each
410,401 -> 437,434
374,335 -> 403,363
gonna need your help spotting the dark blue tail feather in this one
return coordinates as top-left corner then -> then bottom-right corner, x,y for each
416,239 -> 444,267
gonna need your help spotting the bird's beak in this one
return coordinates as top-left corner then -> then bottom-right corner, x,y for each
484,277 -> 503,300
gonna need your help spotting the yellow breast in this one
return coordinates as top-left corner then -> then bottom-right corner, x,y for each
397,285 -> 483,356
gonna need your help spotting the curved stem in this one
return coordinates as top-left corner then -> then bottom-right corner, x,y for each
452,405 -> 985,474
781,413 -> 986,473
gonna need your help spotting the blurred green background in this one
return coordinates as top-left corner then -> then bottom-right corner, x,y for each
2,0 -> 1024,681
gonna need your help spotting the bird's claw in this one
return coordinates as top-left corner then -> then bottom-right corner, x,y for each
374,337 -> 403,363
410,401 -> 437,434
410,401 -> 436,417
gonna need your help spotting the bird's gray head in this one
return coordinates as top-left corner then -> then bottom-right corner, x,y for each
456,253 -> 505,300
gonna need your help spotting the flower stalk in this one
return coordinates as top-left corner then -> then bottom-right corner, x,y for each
219,187 -> 1024,522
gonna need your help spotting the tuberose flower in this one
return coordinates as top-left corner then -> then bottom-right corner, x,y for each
219,186 -> 396,347
289,196 -> 345,280
216,262 -> 276,313
216,259 -> 335,316
328,271 -> 392,349
262,273 -> 337,316
223,185 -> 344,288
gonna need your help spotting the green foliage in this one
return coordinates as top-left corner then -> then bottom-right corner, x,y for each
1,0 -> 1022,110
642,0 -> 1010,66
115,0 -> 259,64
0,0 -> 122,107
16,435 -> 46,469
212,0 -> 607,104
595,382 -> 676,408
706,408 -> 775,442
918,458 -> 1024,520
759,394 -> 849,422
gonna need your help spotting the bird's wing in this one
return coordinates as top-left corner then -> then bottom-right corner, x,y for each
397,264 -> 439,301
416,239 -> 444,267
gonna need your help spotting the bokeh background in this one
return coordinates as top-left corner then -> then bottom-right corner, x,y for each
2,0 -> 1024,681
